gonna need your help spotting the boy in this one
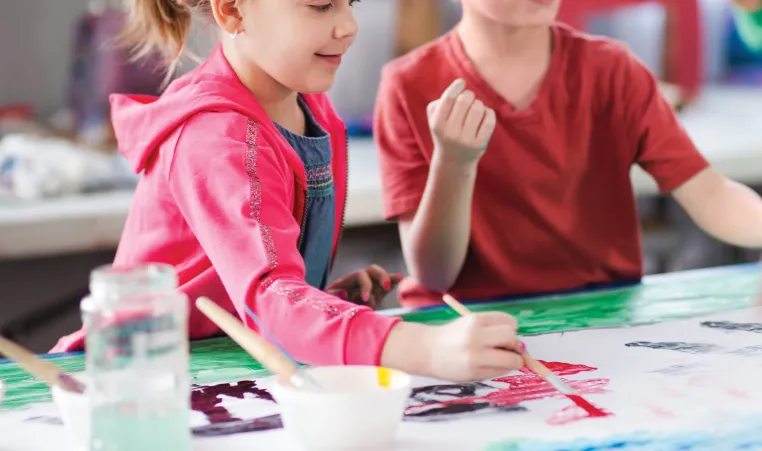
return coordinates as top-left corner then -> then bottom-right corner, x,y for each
374,0 -> 762,308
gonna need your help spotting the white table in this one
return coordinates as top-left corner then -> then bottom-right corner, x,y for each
1,86 -> 761,261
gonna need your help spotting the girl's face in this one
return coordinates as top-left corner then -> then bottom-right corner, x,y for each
461,0 -> 561,27
237,0 -> 359,94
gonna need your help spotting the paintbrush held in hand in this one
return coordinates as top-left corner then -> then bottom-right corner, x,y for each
441,294 -> 610,418
0,336 -> 85,393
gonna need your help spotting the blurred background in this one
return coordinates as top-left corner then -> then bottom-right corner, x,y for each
1,0 -> 761,352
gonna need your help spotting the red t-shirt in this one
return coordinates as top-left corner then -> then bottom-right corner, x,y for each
373,24 -> 709,308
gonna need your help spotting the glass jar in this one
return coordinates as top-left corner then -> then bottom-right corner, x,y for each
83,263 -> 191,451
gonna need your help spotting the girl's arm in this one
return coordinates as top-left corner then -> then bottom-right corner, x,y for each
169,112 -> 525,382
169,112 -> 400,366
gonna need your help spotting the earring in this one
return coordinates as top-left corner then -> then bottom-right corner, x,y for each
230,30 -> 239,40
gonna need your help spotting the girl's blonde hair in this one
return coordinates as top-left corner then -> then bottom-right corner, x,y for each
122,0 -> 212,67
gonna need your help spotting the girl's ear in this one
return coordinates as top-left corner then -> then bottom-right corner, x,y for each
210,0 -> 244,36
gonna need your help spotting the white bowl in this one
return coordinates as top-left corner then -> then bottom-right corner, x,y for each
271,366 -> 412,451
50,376 -> 90,451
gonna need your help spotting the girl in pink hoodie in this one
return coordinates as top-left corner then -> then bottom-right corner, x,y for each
52,0 -> 525,382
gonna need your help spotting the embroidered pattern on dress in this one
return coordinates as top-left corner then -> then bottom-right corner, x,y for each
304,161 -> 333,197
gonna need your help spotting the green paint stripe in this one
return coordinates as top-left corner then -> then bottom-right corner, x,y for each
1,266 -> 758,411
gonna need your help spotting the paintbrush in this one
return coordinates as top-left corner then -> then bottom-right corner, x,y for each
195,297 -> 321,390
0,336 -> 85,393
441,294 -> 608,417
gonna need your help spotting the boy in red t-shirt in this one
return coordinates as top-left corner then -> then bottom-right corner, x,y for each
374,0 -> 762,308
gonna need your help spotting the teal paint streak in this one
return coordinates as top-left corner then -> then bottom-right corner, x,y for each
0,353 -> 85,410
399,268 -> 759,334
1,265 -> 759,411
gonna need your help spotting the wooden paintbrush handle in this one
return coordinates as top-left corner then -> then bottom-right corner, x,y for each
521,352 -> 551,378
195,297 -> 299,380
442,295 -> 473,317
0,336 -> 63,388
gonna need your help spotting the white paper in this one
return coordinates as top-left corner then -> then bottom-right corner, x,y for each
2,307 -> 762,451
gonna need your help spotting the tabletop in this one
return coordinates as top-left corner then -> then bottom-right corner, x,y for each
1,264 -> 762,450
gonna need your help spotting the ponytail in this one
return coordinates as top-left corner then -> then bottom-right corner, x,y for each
122,0 -> 209,68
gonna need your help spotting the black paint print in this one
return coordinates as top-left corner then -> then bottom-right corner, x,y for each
625,341 -> 722,354
25,416 -> 64,426
404,383 -> 527,422
728,345 -> 762,357
650,363 -> 709,376
190,380 -> 277,435
701,321 -> 762,334
192,414 -> 283,436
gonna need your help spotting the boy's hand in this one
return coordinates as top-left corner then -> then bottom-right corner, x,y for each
731,0 -> 762,11
427,79 -> 496,165
326,265 -> 403,309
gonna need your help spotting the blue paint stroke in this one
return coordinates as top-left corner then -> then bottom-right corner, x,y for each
484,414 -> 762,450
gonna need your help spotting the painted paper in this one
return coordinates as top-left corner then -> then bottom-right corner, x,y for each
1,265 -> 761,450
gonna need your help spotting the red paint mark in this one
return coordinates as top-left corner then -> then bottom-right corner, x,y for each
517,360 -> 598,377
487,374 -> 609,406
662,386 -> 688,398
566,394 -> 609,417
649,406 -> 676,418
546,404 -> 612,426
405,362 -> 612,425
727,388 -> 750,399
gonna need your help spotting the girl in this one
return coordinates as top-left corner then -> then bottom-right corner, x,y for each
731,0 -> 762,51
52,0 -> 525,382
374,0 -> 762,307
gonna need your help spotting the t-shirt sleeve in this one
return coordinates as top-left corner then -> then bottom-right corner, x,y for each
373,69 -> 431,220
620,49 -> 709,194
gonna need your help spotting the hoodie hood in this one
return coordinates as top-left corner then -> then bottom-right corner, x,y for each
111,45 -> 328,174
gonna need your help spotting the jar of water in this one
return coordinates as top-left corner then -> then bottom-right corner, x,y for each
83,264 -> 191,451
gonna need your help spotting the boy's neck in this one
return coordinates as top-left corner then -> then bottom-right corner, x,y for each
457,12 -> 552,65
456,12 -> 554,110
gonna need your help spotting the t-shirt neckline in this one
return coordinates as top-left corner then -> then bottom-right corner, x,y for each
445,24 -> 565,120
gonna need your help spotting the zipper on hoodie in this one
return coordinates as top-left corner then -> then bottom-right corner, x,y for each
296,185 -> 308,250
329,130 -> 349,271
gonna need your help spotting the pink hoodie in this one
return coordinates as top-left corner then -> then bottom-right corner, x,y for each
51,45 -> 401,366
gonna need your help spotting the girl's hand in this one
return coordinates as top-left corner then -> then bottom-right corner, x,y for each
381,312 -> 525,382
327,265 -> 404,309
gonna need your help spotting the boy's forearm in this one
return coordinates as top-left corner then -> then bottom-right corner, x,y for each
699,181 -> 762,247
674,169 -> 762,247
402,154 -> 479,291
